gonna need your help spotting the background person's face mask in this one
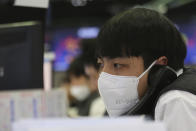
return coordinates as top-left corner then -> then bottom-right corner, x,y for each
98,61 -> 156,117
70,85 -> 90,101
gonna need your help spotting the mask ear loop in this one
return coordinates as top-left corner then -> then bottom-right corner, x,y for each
138,60 -> 157,80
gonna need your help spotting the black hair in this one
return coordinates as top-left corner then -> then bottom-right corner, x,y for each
80,38 -> 100,70
97,8 -> 187,71
67,56 -> 88,78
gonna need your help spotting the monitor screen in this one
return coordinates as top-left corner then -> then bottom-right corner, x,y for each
174,16 -> 196,65
0,21 -> 44,90
46,26 -> 99,71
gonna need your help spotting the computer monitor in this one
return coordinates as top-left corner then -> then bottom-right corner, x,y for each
45,26 -> 99,71
169,13 -> 196,66
0,21 -> 43,90
179,21 -> 196,65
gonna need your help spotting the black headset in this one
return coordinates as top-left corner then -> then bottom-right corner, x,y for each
123,65 -> 177,118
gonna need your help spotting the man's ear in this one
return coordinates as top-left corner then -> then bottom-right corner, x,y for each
156,56 -> 168,65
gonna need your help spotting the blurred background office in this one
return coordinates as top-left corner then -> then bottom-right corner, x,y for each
0,0 -> 196,120
44,0 -> 196,88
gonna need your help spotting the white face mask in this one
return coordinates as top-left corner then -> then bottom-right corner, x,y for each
98,61 -> 156,117
70,85 -> 90,101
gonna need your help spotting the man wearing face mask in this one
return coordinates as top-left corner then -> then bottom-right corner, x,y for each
65,57 -> 91,117
97,8 -> 196,131
66,56 -> 103,117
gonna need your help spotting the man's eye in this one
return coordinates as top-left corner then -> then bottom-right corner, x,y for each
100,63 -> 104,68
113,63 -> 122,69
98,63 -> 104,69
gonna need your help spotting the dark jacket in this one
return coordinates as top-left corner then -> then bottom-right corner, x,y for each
124,66 -> 196,119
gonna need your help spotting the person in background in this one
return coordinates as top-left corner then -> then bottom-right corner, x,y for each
64,56 -> 91,117
80,39 -> 106,117
96,8 -> 196,131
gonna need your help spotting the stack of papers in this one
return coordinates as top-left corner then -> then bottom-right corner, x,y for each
0,89 -> 67,131
12,117 -> 167,131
